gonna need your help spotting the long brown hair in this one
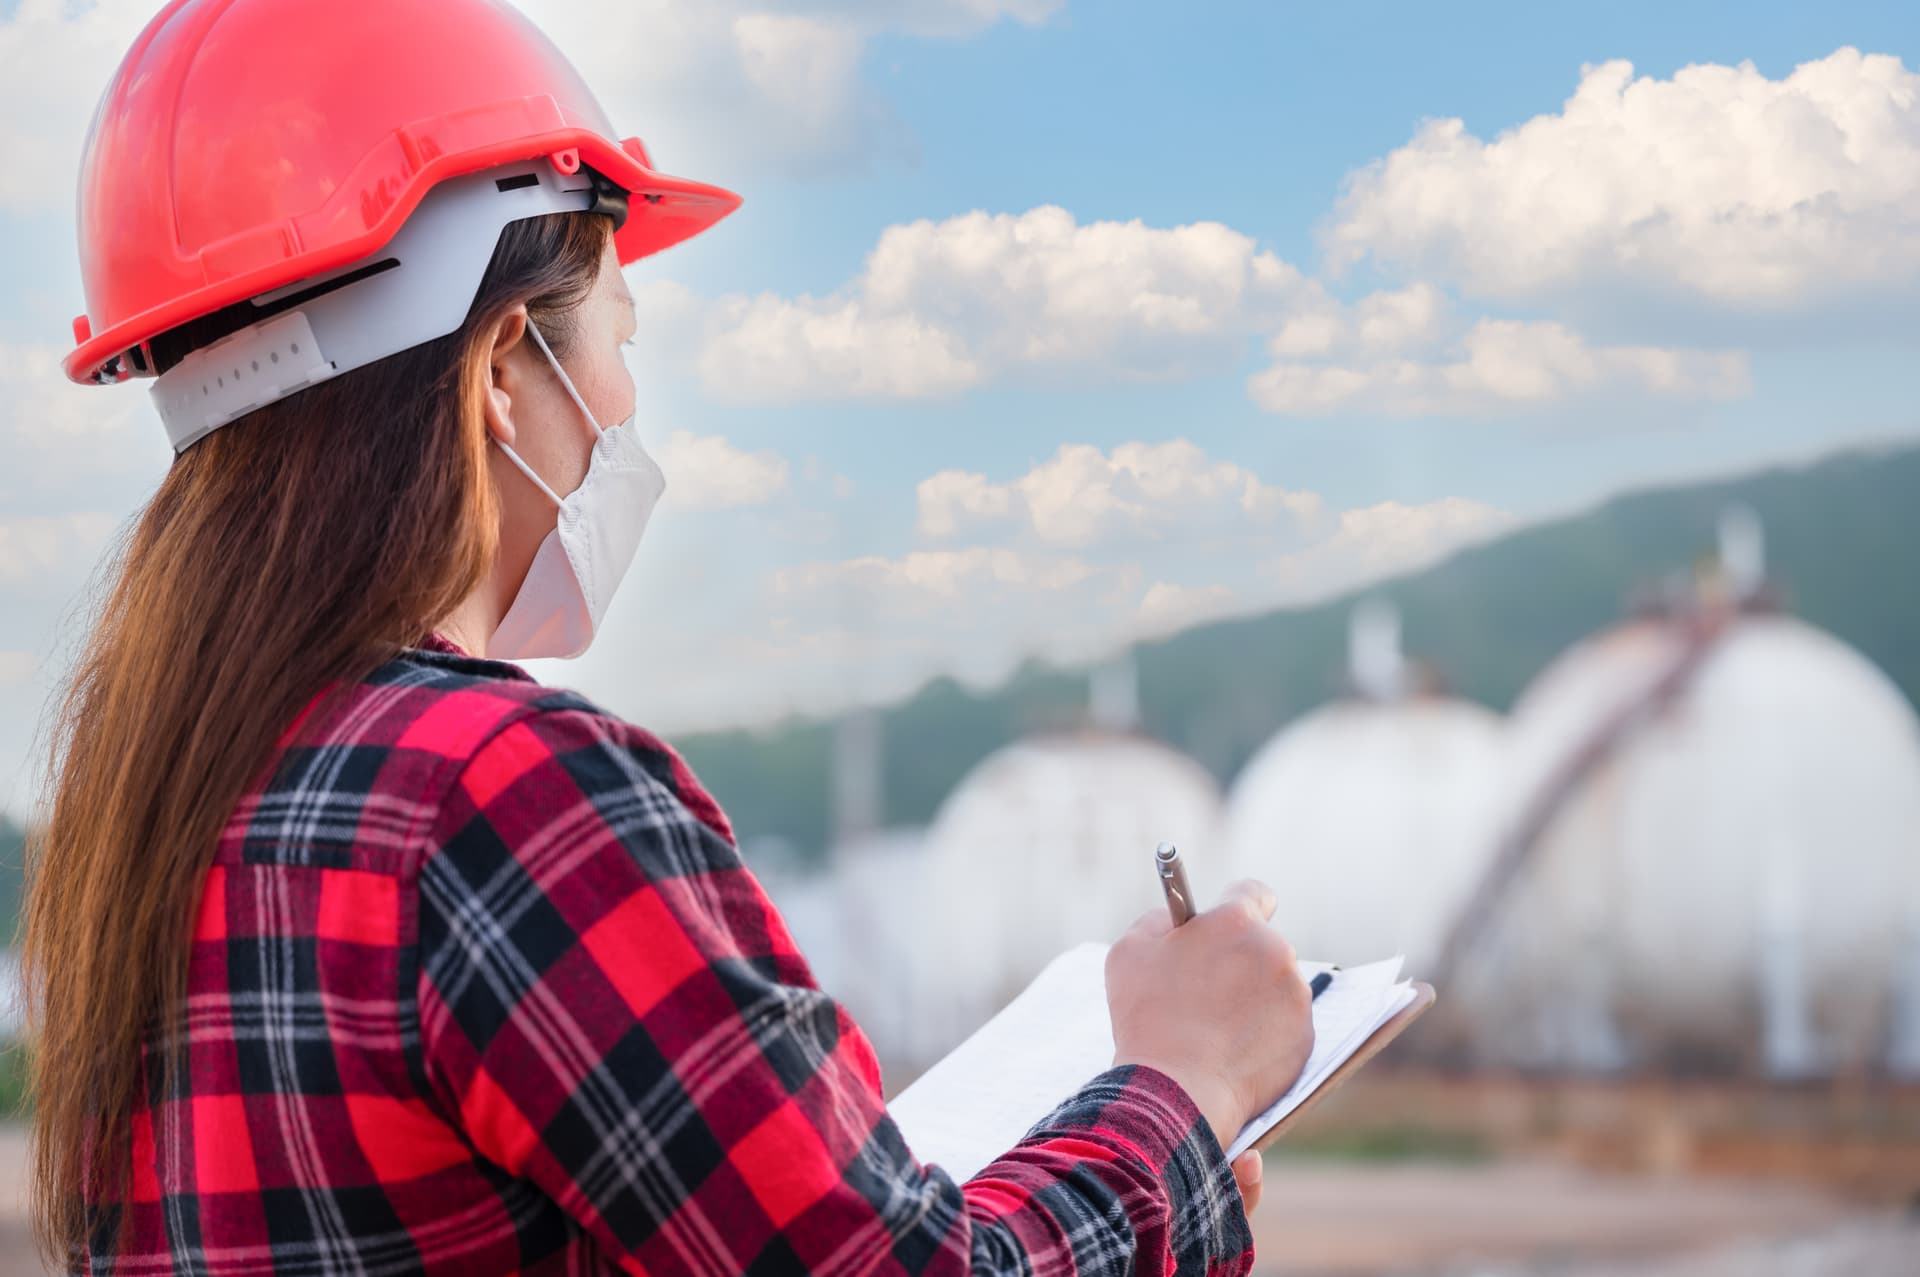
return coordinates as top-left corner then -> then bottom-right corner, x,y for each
22,210 -> 612,1261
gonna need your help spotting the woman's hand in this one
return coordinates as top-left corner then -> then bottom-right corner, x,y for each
1105,878 -> 1316,1151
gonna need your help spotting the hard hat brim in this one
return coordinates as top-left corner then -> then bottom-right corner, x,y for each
65,118 -> 740,387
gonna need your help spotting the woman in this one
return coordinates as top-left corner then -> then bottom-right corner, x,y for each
27,1 -> 1316,1273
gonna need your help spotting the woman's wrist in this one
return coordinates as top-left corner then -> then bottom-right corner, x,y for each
1115,1056 -> 1244,1151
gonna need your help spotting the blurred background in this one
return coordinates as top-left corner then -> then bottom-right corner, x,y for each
741,486 -> 1920,1275
4,1 -> 1920,1273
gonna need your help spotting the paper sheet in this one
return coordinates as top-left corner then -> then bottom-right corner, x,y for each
888,942 -> 1414,1182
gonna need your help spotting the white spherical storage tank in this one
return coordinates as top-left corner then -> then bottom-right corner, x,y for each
1463,613 -> 1920,1076
1220,695 -> 1505,974
1218,601 -> 1505,979
915,732 -> 1225,1057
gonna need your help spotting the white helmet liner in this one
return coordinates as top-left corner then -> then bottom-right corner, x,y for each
153,159 -> 598,452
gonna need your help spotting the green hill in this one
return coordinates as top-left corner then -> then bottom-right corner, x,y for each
677,443 -> 1920,862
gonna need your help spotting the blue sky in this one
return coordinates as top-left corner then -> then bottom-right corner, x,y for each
645,0 -> 1920,517
3,0 -> 1919,812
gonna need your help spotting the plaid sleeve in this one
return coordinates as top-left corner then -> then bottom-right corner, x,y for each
415,706 -> 1255,1276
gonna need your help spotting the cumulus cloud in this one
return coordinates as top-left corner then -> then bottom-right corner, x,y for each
916,470 -> 1014,538
757,485 -> 1510,707
700,296 -> 983,400
917,440 -> 1324,546
775,547 -> 1101,603
1268,283 -> 1450,360
655,429 -> 790,511
765,547 -> 1127,690
763,544 -> 1144,696
1137,582 -> 1239,636
1250,286 -> 1750,417
696,207 -> 1303,400
1325,48 -> 1920,308
672,210 -> 1749,415
737,442 -> 1515,719
1263,497 -> 1514,601
1313,496 -> 1513,566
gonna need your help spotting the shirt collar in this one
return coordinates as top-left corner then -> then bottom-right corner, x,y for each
416,632 -> 470,658
411,631 -> 536,682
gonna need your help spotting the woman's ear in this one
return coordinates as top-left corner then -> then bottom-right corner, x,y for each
483,307 -> 531,447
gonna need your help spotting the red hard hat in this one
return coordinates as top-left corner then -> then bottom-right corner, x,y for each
64,0 -> 740,386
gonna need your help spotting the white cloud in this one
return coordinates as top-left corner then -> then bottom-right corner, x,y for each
719,444 -> 1515,729
1251,310 -> 1750,417
774,547 -> 1100,603
656,429 -> 790,511
732,14 -> 865,113
1137,582 -> 1238,636
701,295 -> 983,400
917,440 -> 1324,547
916,470 -> 1014,537
1272,283 -> 1453,360
1325,49 -> 1920,308
761,545 -> 1145,697
697,207 -> 1303,401
1265,498 -> 1515,601
746,486 -> 1513,722
677,209 -> 1750,415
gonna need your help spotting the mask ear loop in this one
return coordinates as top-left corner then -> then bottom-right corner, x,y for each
491,320 -> 605,509
524,321 -> 607,438
494,432 -> 566,508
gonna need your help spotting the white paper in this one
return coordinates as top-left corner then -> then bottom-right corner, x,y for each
888,943 -> 1415,1182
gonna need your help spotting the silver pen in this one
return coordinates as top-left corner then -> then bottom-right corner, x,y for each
1155,841 -> 1196,926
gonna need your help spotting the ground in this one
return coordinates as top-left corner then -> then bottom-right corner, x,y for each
0,1125 -> 1911,1274
1248,1158 -> 1914,1274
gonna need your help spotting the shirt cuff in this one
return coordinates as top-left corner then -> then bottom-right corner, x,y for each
1023,1064 -> 1255,1275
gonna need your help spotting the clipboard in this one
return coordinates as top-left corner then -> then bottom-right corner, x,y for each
888,946 -> 1437,1183
1248,981 -> 1435,1152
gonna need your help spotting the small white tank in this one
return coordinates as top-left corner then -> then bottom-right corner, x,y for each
916,731 -> 1225,1055
1220,602 -> 1505,973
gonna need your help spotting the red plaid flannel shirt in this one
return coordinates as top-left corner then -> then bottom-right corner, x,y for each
86,638 -> 1254,1275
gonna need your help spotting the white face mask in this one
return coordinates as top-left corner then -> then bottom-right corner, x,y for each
488,322 -> 665,660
